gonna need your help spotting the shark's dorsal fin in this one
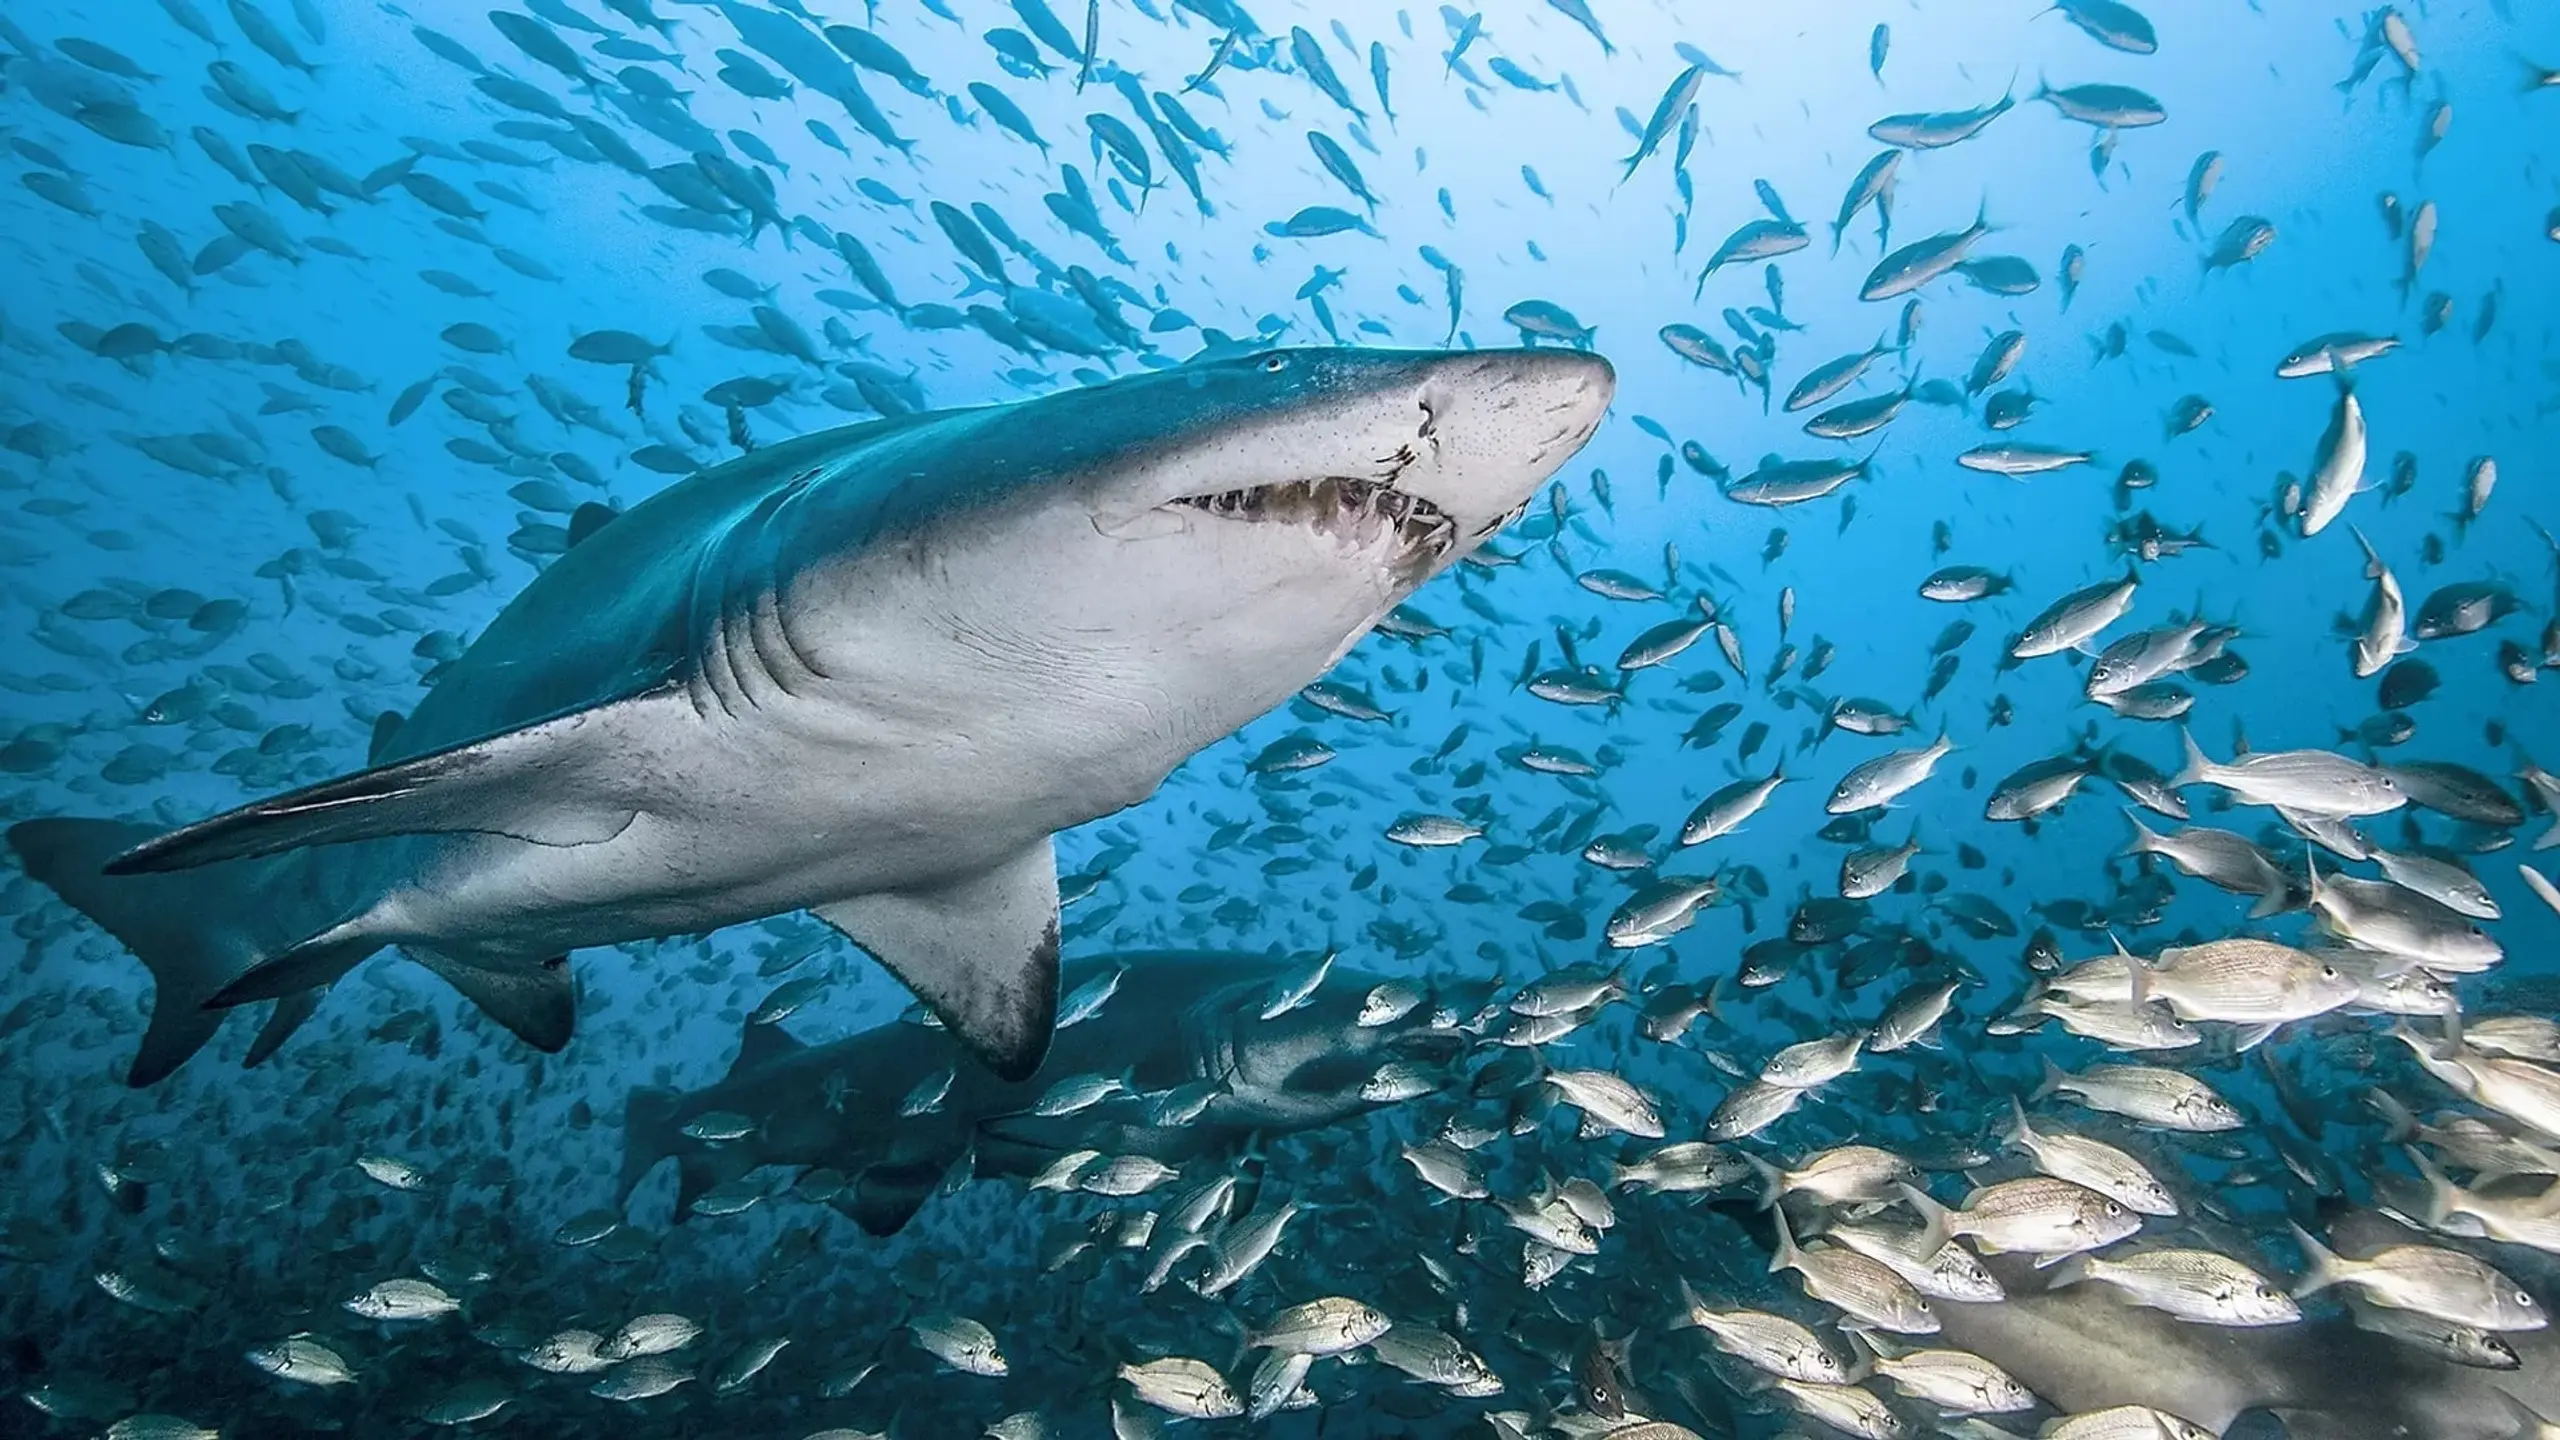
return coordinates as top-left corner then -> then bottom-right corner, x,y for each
367,710 -> 404,764
815,838 -> 1061,1083
729,1019 -> 806,1078
566,501 -> 620,549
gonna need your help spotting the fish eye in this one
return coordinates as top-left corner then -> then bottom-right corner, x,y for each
2520,1291 -> 2538,1307
1260,354 -> 1289,373
2103,1201 -> 2123,1215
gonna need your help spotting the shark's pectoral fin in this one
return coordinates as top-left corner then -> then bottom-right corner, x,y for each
841,1158 -> 945,1237
409,950 -> 577,1054
815,840 -> 1061,1083
103,687 -> 680,875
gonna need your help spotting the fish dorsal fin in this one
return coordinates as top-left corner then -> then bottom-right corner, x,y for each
566,501 -> 620,549
729,1019 -> 806,1078
815,838 -> 1061,1083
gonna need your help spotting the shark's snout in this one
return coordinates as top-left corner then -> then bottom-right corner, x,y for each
1122,346 -> 1613,572
1480,348 -> 1617,433
1396,348 -> 1615,535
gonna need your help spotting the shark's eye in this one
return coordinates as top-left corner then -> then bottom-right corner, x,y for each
1260,354 -> 1288,373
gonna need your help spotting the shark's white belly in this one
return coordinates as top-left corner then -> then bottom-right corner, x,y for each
378,664 -> 1202,959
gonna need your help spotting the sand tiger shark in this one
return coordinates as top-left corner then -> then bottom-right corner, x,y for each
10,346 -> 1613,1086
1694,1201 -> 2560,1440
623,951 -> 1468,1236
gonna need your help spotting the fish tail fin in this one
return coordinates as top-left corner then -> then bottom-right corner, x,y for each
1898,1181 -> 1952,1255
2124,954 -> 2156,1009
1767,1200 -> 1802,1276
2366,1089 -> 2419,1144
1743,1152 -> 1784,1211
2031,1054 -> 2067,1103
2171,727 -> 2213,788
2402,1144 -> 2460,1228
2119,807 -> 2164,857
6,818 -> 363,1086
2046,1253 -> 2094,1291
1670,1277 -> 1707,1329
2349,523 -> 2386,580
2287,1221 -> 2347,1298
2005,1093 -> 2036,1149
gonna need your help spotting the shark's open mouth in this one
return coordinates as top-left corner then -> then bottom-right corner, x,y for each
1167,476 -> 1461,561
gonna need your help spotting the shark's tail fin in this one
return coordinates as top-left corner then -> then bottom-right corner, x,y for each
620,1083 -> 758,1223
7,818 -> 364,1086
620,1084 -> 689,1207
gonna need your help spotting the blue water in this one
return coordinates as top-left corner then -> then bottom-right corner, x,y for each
2,0 -> 2558,1435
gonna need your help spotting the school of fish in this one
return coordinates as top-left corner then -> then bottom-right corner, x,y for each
1,0 -> 2559,1438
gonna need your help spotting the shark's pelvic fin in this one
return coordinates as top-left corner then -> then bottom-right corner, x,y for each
102,687 -> 680,875
844,1158 -> 945,1237
205,915 -> 379,1008
816,837 -> 1061,1082
409,950 -> 578,1054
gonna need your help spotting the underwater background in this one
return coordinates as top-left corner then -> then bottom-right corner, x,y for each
3,0 -> 2560,1436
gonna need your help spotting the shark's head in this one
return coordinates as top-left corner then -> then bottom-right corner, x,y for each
1181,970 -> 1469,1129
800,343 -> 1614,580
751,345 -> 1615,832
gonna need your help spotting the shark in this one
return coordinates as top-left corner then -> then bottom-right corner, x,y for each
8,346 -> 1613,1088
1694,1199 -> 2560,1440
620,950 -> 1469,1236
1933,1208 -> 2560,1440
